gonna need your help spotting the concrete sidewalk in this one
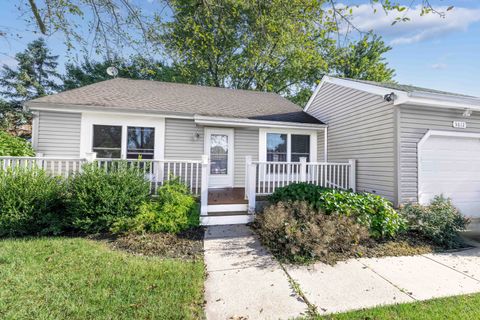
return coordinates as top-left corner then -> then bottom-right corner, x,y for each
204,225 -> 480,319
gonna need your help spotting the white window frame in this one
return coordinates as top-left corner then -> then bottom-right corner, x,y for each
259,128 -> 317,163
80,112 -> 165,160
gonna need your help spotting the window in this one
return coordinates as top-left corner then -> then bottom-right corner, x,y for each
265,132 -> 311,162
92,125 -> 122,158
92,125 -> 156,159
267,133 -> 287,162
291,134 -> 310,162
210,134 -> 228,174
127,127 -> 155,159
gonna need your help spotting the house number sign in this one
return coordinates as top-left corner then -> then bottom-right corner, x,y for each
452,121 -> 467,129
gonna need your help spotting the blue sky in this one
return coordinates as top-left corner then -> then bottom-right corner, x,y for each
1,0 -> 479,96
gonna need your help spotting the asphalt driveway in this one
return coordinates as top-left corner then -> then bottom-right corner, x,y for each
204,225 -> 480,320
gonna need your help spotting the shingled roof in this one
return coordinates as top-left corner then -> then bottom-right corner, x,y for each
28,78 -> 323,124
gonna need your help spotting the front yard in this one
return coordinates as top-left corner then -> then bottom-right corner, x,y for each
0,237 -> 204,319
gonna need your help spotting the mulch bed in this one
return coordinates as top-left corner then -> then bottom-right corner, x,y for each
91,227 -> 205,260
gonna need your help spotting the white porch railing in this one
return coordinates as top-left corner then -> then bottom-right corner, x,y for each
0,155 -> 210,215
0,156 -> 87,177
245,156 -> 356,212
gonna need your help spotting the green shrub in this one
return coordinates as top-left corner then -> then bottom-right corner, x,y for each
0,131 -> 35,156
255,201 -> 369,264
111,178 -> 199,234
0,167 -> 66,236
268,183 -> 405,238
401,195 -> 469,249
67,163 -> 150,233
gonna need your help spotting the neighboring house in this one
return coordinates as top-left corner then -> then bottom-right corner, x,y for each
24,78 -> 329,225
305,76 -> 480,217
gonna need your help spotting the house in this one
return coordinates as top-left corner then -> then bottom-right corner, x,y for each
304,76 -> 480,217
24,78 -> 334,225
24,76 -> 480,224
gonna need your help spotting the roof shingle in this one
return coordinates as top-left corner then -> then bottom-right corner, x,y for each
29,78 -> 323,124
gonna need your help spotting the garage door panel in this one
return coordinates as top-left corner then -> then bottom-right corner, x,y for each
419,134 -> 480,218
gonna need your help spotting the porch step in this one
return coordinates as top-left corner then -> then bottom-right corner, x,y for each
207,203 -> 248,213
200,213 -> 253,226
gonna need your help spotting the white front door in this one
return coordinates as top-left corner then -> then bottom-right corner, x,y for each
205,128 -> 234,188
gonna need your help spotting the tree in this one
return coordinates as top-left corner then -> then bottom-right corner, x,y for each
0,38 -> 61,136
0,38 -> 61,103
330,34 -> 395,83
63,56 -> 188,90
160,0 -> 333,102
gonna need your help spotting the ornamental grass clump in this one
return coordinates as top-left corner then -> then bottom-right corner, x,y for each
255,201 -> 369,264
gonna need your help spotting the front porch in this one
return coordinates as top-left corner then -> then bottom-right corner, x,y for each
1,155 -> 356,226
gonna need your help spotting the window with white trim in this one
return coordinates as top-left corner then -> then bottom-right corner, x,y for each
92,125 -> 156,159
265,132 -> 311,162
92,125 -> 122,158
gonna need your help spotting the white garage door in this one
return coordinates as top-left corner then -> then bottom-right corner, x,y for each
419,132 -> 480,217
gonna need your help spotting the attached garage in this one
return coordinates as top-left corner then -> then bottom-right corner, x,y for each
305,76 -> 480,216
418,131 -> 480,217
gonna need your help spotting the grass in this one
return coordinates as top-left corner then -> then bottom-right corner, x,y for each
321,293 -> 480,319
0,237 -> 204,320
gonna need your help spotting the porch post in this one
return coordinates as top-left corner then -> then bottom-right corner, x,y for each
299,157 -> 307,182
85,152 -> 97,163
246,156 -> 257,214
349,159 -> 356,192
200,155 -> 209,215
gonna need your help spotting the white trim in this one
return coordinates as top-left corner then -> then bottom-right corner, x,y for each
258,128 -> 317,162
194,114 -> 326,130
304,76 -> 329,111
304,76 -> 480,113
207,204 -> 248,212
417,129 -> 480,205
25,102 -> 195,119
200,214 -> 253,226
31,111 -> 40,149
323,127 -> 328,162
204,127 -> 235,188
80,112 -> 165,160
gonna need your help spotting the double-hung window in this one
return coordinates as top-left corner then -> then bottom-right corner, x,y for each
92,124 -> 156,159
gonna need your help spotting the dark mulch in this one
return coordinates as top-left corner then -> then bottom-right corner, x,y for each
92,227 -> 205,260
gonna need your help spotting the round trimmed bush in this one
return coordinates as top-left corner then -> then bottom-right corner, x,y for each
0,167 -> 66,236
67,162 -> 151,233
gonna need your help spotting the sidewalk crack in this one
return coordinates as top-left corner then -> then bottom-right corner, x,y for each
356,259 -> 417,302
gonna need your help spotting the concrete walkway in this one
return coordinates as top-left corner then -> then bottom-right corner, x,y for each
204,225 -> 480,319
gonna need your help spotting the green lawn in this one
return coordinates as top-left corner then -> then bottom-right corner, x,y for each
0,237 -> 204,320
322,293 -> 480,320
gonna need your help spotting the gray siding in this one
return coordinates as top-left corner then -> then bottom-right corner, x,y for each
165,118 -> 259,187
165,118 -> 204,160
35,111 -> 81,157
234,128 -> 259,187
306,82 -> 396,202
399,105 -> 480,203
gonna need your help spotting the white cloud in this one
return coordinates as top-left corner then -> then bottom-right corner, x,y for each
431,63 -> 448,70
346,4 -> 480,45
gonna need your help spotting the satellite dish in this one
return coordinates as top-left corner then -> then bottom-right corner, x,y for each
106,66 -> 118,77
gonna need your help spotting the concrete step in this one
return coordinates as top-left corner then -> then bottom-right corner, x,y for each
200,212 -> 253,226
207,203 -> 248,213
